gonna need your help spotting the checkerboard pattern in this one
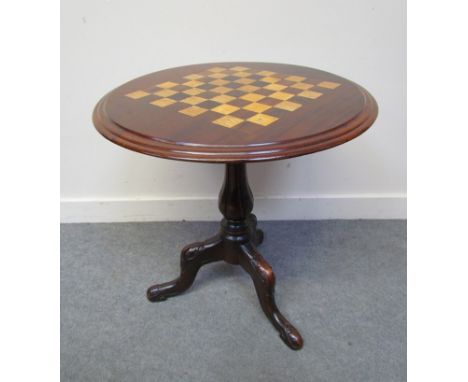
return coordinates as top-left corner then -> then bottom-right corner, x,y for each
125,66 -> 341,128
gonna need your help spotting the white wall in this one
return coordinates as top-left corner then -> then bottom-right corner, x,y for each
61,0 -> 406,222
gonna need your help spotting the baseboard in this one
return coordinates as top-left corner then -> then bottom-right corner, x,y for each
60,194 -> 406,223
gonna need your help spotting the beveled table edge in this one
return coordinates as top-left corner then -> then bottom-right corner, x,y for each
92,82 -> 378,163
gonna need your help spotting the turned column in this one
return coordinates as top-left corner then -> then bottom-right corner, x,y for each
219,163 -> 253,222
217,164 -> 259,264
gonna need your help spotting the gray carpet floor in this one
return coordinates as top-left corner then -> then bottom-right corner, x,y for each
61,220 -> 406,382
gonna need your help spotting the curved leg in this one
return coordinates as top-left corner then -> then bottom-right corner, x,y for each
248,213 -> 264,246
147,234 -> 223,302
238,243 -> 303,350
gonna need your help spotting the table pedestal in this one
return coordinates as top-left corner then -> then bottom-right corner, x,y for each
147,163 -> 303,350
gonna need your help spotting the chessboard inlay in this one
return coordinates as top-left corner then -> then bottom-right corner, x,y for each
125,66 -> 341,128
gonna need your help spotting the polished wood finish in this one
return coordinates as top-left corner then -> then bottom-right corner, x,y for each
93,62 -> 377,163
92,62 -> 378,350
147,164 -> 303,349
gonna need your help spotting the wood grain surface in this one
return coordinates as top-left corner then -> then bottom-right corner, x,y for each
93,62 -> 378,162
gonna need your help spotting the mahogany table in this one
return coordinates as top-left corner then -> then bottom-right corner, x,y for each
93,62 -> 378,350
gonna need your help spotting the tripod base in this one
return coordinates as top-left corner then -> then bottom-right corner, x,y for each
147,165 -> 303,350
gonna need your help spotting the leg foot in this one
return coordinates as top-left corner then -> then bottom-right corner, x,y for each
239,243 -> 303,350
147,234 -> 222,302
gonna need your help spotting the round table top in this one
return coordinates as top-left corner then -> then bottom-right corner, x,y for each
93,62 -> 378,163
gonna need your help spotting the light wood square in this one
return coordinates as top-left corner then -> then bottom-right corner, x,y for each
211,94 -> 235,103
183,88 -> 205,96
238,85 -> 260,93
298,90 -> 323,99
179,106 -> 208,117
240,93 -> 265,102
318,81 -> 341,89
150,98 -> 176,107
233,71 -> 252,78
126,90 -> 151,99
209,79 -> 229,86
184,74 -> 204,80
183,80 -> 204,88
212,104 -> 240,115
181,96 -> 206,105
247,113 -> 278,126
274,101 -> 302,112
243,102 -> 271,113
285,75 -> 306,82
235,78 -> 256,85
269,91 -> 294,101
213,115 -> 244,128
208,73 -> 228,79
264,83 -> 287,91
211,86 -> 232,94
154,89 -> 177,97
261,77 -> 280,83
208,67 -> 226,73
157,81 -> 178,89
291,82 -> 314,90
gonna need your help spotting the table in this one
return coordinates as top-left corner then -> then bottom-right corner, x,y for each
93,62 -> 378,350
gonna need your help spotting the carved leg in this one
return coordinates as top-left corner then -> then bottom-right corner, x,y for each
248,213 -> 264,246
147,234 -> 223,302
239,243 -> 303,350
